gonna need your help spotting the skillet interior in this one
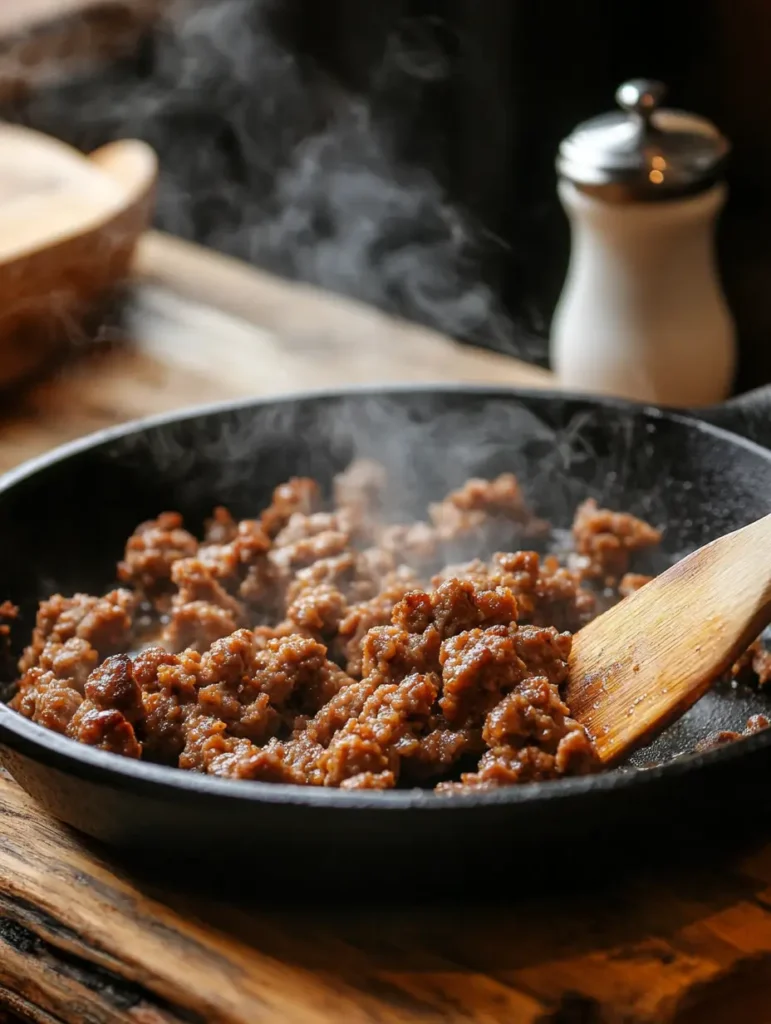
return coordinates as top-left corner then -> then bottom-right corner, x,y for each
1,386 -> 770,877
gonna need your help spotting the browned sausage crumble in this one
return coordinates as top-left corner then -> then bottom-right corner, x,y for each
7,462 -> 769,791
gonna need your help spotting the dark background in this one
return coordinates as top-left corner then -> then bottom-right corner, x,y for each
5,0 -> 771,389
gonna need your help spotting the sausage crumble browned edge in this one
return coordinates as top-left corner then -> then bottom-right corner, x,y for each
6,463 -> 769,792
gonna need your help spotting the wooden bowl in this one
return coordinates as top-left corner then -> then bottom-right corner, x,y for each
0,124 -> 157,386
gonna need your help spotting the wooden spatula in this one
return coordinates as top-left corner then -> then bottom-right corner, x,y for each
566,512 -> 771,764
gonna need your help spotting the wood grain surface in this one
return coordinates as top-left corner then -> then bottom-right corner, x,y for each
0,230 -> 552,473
0,774 -> 771,1024
0,0 -> 162,103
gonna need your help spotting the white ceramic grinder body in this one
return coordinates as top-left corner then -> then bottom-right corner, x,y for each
550,79 -> 735,407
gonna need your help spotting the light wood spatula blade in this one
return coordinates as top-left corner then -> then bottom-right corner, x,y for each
566,513 -> 771,764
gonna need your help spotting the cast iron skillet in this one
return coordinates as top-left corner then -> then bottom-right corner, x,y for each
0,384 -> 770,883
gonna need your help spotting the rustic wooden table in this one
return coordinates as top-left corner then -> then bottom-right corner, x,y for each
0,232 -> 769,1024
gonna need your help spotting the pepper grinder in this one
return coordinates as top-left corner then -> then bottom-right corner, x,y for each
550,79 -> 735,407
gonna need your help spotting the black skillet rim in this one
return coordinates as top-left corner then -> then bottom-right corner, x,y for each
0,381 -> 769,811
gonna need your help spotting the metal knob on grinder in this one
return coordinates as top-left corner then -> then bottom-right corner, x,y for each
556,77 -> 729,202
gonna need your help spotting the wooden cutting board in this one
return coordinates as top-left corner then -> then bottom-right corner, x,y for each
0,229 -> 553,473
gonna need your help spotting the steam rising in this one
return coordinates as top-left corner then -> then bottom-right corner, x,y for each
5,0 -> 541,359
106,388 -> 744,571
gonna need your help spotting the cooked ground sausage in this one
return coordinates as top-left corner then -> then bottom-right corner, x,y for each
731,639 -> 771,687
7,461 -> 769,791
572,499 -> 661,582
